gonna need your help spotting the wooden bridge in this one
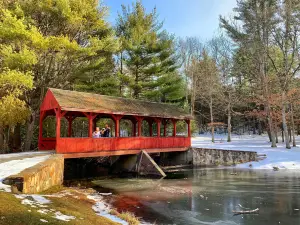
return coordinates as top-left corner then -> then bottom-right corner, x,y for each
39,88 -> 192,158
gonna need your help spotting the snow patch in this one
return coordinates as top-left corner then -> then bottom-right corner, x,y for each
16,193 -> 76,222
38,209 -> 50,214
192,135 -> 300,170
16,194 -> 51,208
52,211 -> 76,221
31,195 -> 52,204
0,151 -> 53,159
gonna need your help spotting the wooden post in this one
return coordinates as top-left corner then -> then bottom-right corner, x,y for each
133,116 -> 144,137
115,118 -> 120,137
111,115 -> 123,137
186,119 -> 191,137
154,118 -> 161,137
83,112 -> 97,138
88,116 -> 93,138
172,119 -> 177,137
55,108 -> 61,139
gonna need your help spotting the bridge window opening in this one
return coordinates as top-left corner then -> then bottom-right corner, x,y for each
142,120 -> 150,137
72,117 -> 88,137
151,120 -> 160,137
175,120 -> 188,137
60,117 -> 68,137
120,119 -> 134,137
42,116 -> 56,138
163,119 -> 174,137
95,117 -> 115,137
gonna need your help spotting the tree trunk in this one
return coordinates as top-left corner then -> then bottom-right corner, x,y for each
0,126 -> 4,153
267,128 -> 272,142
258,120 -> 262,135
282,125 -> 284,142
227,104 -> 231,142
24,111 -> 37,151
290,104 -> 296,147
275,125 -> 278,143
13,124 -> 22,151
281,91 -> 291,149
8,127 -> 14,152
266,105 -> 276,147
209,96 -> 214,143
133,65 -> 139,99
253,118 -> 256,134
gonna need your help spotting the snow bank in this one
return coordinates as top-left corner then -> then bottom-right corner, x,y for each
0,155 -> 50,192
192,135 -> 300,169
87,194 -> 128,225
0,151 -> 53,159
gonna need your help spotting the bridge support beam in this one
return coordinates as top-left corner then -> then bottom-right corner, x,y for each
111,151 -> 166,177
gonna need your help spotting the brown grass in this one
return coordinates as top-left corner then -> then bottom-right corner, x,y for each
0,191 -> 120,225
109,209 -> 140,225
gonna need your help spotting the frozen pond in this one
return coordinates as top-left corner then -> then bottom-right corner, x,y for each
93,168 -> 300,225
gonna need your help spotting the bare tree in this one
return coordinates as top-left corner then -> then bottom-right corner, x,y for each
208,34 -> 240,142
178,37 -> 204,114
268,0 -> 300,149
193,50 -> 221,142
220,0 -> 278,147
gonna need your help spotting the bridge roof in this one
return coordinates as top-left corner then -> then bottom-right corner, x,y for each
42,88 -> 192,120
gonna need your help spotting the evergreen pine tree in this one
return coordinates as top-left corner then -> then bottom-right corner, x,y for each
116,1 -> 182,102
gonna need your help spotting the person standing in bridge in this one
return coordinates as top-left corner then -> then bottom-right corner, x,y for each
93,127 -> 101,138
102,124 -> 110,137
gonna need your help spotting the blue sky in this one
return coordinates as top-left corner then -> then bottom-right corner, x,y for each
102,0 -> 237,40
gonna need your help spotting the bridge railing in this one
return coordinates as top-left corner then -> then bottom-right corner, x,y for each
55,136 -> 191,153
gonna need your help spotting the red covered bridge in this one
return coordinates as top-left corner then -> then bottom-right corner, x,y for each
39,88 -> 192,158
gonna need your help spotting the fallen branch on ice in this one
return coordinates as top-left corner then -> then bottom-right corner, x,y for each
233,208 -> 259,215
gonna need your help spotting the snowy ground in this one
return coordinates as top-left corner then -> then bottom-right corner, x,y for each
0,151 -> 54,161
0,155 -> 50,192
192,134 -> 300,170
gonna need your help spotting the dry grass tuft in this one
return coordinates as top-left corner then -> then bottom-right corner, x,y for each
110,208 -> 140,225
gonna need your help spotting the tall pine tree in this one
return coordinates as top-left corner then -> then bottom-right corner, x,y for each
116,1 -> 182,102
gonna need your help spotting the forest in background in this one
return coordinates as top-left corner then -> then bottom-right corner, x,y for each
0,0 -> 300,152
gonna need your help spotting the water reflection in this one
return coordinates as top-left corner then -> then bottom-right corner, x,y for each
93,168 -> 300,225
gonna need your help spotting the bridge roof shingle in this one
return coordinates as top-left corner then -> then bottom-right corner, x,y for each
46,88 -> 192,120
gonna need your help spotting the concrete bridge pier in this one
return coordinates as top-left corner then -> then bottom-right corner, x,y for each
159,149 -> 193,167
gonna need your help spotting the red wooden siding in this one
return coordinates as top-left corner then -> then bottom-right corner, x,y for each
55,137 -> 191,153
40,90 -> 59,111
39,138 -> 56,150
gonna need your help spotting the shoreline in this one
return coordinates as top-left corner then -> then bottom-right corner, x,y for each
0,185 -> 141,225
